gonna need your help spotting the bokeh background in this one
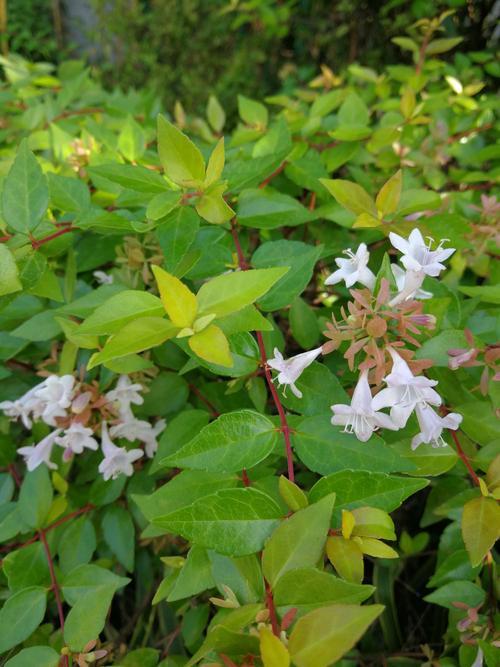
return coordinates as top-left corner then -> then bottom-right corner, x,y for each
1,0 -> 499,116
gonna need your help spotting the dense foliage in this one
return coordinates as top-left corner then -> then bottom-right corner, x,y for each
0,11 -> 499,667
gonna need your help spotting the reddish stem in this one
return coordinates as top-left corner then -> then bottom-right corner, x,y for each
31,226 -> 74,249
258,162 -> 287,189
265,580 -> 280,636
188,383 -> 220,417
241,469 -> 251,487
230,220 -> 295,482
450,430 -> 480,487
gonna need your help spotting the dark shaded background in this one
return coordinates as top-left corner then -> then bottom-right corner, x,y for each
2,0 -> 499,113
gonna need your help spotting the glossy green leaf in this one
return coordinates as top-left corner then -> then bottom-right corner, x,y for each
161,410 -> 277,473
288,603 -> 384,667
157,115 -> 205,185
0,587 -> 47,654
1,139 -> 48,234
154,487 -> 283,556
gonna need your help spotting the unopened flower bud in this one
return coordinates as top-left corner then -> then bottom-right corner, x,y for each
71,391 -> 92,414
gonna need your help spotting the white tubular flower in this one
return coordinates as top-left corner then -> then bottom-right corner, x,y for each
389,228 -> 455,277
372,348 -> 442,428
390,264 -> 432,304
267,347 -> 322,398
411,403 -> 462,451
110,417 -> 166,458
34,375 -> 75,426
105,375 -> 144,412
93,270 -> 114,285
325,243 -> 376,290
0,397 -> 37,429
18,430 -> 62,471
331,370 -> 398,442
55,423 -> 99,459
98,422 -> 143,481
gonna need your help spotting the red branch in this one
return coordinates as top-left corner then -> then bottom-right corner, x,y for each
31,227 -> 74,249
450,430 -> 480,487
230,219 -> 295,481
265,580 -> 280,636
39,529 -> 68,667
188,383 -> 220,417
258,162 -> 287,189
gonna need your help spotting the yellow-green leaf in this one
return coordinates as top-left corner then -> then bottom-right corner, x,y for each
341,509 -> 355,540
352,212 -> 381,228
157,115 -> 205,186
351,507 -> 396,540
87,317 -> 177,370
196,183 -> 234,224
288,603 -> 384,667
260,626 -> 290,667
326,536 -> 364,584
278,475 -> 308,512
357,537 -> 398,559
188,324 -> 233,367
376,170 -> 402,217
320,178 -> 377,217
462,496 -> 500,567
207,94 -> 226,133
204,138 -> 225,187
152,265 -> 197,328
0,245 -> 22,296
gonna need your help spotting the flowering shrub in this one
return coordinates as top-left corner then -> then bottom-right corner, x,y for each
0,12 -> 498,667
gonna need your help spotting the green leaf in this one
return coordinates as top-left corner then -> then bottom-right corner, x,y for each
273,568 -> 374,609
424,581 -> 485,610
320,179 -> 376,217
5,646 -> 60,667
102,505 -> 135,571
237,188 -> 315,229
167,546 -> 216,602
252,241 -> 320,311
79,290 -> 165,335
426,37 -> 463,55
416,329 -> 469,367
292,416 -> 413,474
153,487 -> 283,556
134,470 -> 238,526
195,183 -> 234,224
376,170 -> 402,217
18,466 -> 53,529
280,364 -> 348,416
0,245 -> 22,296
64,587 -> 116,651
288,604 -> 384,667
208,551 -> 264,605
0,587 -> 47,654
1,139 -> 48,234
207,94 -> 226,133
278,475 -> 308,511
157,115 -> 205,185
146,190 -> 182,221
3,543 -> 50,591
48,173 -> 90,212
161,410 -> 277,473
462,496 -> 500,567
87,317 -> 177,369
58,517 -> 96,574
152,265 -> 198,328
310,471 -> 428,519
157,206 -> 200,276
196,267 -> 289,317
188,323 -> 233,367
326,536 -> 364,583
262,494 -> 335,587
118,115 -> 146,162
88,164 -> 168,193
238,95 -> 268,128
204,138 -> 225,187
289,297 -> 320,349
458,285 -> 500,305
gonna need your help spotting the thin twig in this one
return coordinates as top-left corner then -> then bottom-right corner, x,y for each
450,430 -> 480,486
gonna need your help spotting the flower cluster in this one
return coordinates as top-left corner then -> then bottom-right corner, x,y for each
268,228 -> 462,450
0,375 -> 165,479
